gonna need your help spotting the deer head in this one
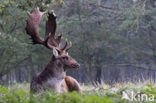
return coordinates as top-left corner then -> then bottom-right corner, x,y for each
25,8 -> 80,71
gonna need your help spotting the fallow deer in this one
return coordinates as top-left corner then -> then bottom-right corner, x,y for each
25,8 -> 81,93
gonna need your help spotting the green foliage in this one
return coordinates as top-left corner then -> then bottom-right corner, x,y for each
145,84 -> 156,97
0,32 -> 28,76
0,83 -> 156,103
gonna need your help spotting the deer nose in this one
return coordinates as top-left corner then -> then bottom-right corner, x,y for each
72,64 -> 80,68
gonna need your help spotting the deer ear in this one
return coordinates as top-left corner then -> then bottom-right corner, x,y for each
53,48 -> 59,57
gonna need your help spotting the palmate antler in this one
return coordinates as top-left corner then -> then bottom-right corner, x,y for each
25,7 -> 71,51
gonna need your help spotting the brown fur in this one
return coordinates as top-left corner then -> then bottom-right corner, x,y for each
30,57 -> 81,93
61,76 -> 82,93
26,8 -> 81,93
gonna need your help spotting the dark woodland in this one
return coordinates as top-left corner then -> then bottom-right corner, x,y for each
0,0 -> 156,85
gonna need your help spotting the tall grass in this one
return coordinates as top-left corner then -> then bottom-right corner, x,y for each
0,82 -> 155,103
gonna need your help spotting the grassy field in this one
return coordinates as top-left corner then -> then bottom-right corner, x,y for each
0,82 -> 156,103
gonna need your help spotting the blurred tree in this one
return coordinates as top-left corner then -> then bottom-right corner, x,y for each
0,0 -> 156,84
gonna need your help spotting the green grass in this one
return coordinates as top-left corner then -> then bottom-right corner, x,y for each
0,82 -> 156,103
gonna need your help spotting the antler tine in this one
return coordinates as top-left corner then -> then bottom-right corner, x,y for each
65,41 -> 72,51
57,34 -> 62,45
44,33 -> 60,50
27,11 -> 31,16
61,39 -> 68,51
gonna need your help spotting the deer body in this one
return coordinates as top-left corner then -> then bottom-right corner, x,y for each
31,59 -> 65,92
25,8 -> 81,93
30,58 -> 81,93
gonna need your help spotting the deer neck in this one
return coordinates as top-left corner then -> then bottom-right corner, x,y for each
39,59 -> 66,84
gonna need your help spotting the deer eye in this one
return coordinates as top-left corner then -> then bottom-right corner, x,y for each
62,56 -> 68,60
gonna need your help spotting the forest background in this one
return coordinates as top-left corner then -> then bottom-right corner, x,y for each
0,0 -> 156,85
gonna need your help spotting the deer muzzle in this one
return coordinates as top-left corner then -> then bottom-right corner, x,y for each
71,64 -> 80,69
